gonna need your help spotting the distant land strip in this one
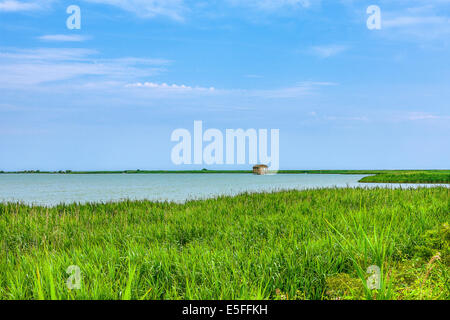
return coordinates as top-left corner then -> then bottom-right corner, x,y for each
0,169 -> 449,184
358,172 -> 450,184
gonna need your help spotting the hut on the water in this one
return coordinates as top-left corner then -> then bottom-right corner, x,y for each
253,164 -> 268,175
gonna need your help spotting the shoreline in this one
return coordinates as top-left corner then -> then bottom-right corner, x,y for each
1,170 -> 449,184
1,169 -> 449,174
1,185 -> 448,208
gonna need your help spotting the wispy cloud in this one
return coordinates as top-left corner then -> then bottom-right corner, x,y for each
0,46 -> 335,101
383,16 -> 449,28
324,115 -> 369,122
383,14 -> 450,39
375,2 -> 450,42
0,0 -> 186,20
0,0 -> 53,12
82,0 -> 186,21
0,48 -> 98,61
124,80 -> 335,99
406,112 -> 450,121
38,34 -> 91,42
0,47 -> 169,88
227,0 -> 313,11
0,0 -> 38,11
247,81 -> 336,98
126,81 -> 215,92
309,45 -> 349,58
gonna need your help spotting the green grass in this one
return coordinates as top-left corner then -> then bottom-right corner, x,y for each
359,171 -> 450,184
0,187 -> 448,300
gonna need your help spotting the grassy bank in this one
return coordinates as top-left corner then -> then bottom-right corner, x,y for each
0,187 -> 448,300
359,171 -> 450,184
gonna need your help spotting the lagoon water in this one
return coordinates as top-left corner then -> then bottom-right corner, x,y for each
0,173 -> 445,206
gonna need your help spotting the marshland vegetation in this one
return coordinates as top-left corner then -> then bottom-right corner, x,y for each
0,187 -> 448,300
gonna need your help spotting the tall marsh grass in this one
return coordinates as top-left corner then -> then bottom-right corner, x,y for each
0,187 -> 448,300
359,171 -> 450,184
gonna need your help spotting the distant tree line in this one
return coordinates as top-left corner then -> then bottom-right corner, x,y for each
0,170 -> 74,174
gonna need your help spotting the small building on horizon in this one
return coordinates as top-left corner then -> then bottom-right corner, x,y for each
253,164 -> 269,175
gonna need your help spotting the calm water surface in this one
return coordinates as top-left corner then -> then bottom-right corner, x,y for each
0,174 -> 445,206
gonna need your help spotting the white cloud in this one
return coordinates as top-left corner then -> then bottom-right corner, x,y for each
382,14 -> 450,41
372,1 -> 450,42
309,45 -> 349,58
0,48 -> 169,88
383,16 -> 449,28
0,48 -> 98,61
325,115 -> 369,122
38,35 -> 91,42
0,0 -> 186,20
0,0 -> 317,19
0,0 -> 38,11
126,81 -> 215,92
407,112 -> 450,121
338,1 -> 450,42
0,0 -> 53,12
0,45 -> 335,100
227,0 -> 313,11
124,80 -> 335,99
82,0 -> 186,21
248,81 -> 336,98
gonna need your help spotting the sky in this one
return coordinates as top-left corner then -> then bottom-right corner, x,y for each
0,0 -> 449,171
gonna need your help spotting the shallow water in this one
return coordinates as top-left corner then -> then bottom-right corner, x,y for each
0,173 -> 446,206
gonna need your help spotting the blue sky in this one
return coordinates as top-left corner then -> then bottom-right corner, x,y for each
0,0 -> 449,171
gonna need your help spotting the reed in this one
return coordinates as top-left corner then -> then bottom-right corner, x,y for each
0,187 -> 448,300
